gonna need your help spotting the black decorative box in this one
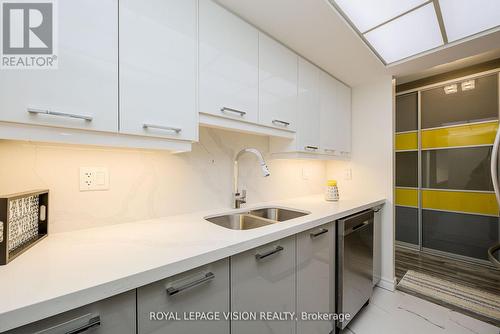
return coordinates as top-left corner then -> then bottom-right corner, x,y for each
0,190 -> 49,265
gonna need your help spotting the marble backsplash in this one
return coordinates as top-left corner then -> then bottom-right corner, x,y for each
0,127 -> 327,233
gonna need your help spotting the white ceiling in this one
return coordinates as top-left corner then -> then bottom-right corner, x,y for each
215,0 -> 387,86
216,0 -> 500,87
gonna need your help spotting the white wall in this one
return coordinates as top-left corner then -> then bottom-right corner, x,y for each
0,127 -> 327,233
328,75 -> 395,289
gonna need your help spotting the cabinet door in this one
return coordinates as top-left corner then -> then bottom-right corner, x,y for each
297,223 -> 334,334
137,258 -> 230,334
320,72 -> 351,156
7,291 -> 136,334
296,57 -> 321,153
231,236 -> 295,334
0,0 -> 118,132
319,71 -> 337,155
259,33 -> 297,130
334,80 -> 352,154
120,0 -> 197,140
199,0 -> 259,123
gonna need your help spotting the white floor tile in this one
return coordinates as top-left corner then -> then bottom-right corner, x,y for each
342,287 -> 499,334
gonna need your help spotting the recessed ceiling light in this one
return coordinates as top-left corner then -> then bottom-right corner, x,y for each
444,84 -> 458,94
332,0 -> 428,33
439,0 -> 500,42
364,3 -> 443,64
461,80 -> 475,91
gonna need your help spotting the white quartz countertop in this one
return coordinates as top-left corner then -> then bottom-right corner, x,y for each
0,194 -> 385,331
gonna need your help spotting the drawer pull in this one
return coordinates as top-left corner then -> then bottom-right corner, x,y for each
28,108 -> 93,121
166,272 -> 215,296
310,228 -> 329,238
65,316 -> 101,334
255,245 -> 284,260
324,148 -> 336,154
143,123 -> 182,133
304,146 -> 318,151
220,107 -> 246,117
272,119 -> 290,127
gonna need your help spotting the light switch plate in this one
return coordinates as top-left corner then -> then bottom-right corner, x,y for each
80,167 -> 109,191
344,168 -> 352,180
301,167 -> 310,180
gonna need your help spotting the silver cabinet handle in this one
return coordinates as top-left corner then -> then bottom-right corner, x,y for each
143,123 -> 182,133
255,245 -> 284,260
324,148 -> 336,154
304,146 -> 318,151
28,108 -> 93,121
310,228 -> 329,238
65,316 -> 101,334
272,119 -> 290,127
220,107 -> 246,117
166,272 -> 215,296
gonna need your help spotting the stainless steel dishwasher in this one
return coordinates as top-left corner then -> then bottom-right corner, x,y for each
336,209 -> 374,330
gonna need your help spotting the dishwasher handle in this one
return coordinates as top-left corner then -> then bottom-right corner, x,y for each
341,210 -> 374,236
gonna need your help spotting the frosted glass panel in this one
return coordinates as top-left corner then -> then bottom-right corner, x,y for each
422,210 -> 498,260
439,0 -> 500,42
396,206 -> 419,245
364,3 -> 443,64
396,151 -> 418,187
421,74 -> 498,129
422,147 -> 493,191
333,0 -> 427,33
396,93 -> 418,132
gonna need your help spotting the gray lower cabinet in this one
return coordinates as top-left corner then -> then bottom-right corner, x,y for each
137,258 -> 230,334
6,290 -> 136,334
231,236 -> 296,334
296,223 -> 334,334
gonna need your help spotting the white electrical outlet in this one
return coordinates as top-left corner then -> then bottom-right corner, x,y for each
80,167 -> 109,191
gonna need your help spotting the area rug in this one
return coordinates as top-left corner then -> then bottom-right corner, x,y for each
397,270 -> 500,325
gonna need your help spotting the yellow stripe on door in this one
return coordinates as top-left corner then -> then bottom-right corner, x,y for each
395,132 -> 418,151
422,190 -> 499,216
421,121 -> 498,149
395,188 -> 418,207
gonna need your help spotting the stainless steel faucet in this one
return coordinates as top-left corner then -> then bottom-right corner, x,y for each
233,148 -> 271,208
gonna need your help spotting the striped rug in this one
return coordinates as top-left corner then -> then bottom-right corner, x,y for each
398,270 -> 500,324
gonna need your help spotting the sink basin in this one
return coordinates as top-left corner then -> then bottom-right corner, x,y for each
249,207 -> 309,222
205,207 -> 310,230
205,213 -> 275,230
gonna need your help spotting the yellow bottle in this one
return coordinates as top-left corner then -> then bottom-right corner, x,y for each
325,180 -> 339,201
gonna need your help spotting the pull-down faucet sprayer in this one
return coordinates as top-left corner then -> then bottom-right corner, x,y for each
233,148 -> 270,208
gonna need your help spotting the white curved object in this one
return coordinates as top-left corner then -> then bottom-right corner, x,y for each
491,126 -> 500,206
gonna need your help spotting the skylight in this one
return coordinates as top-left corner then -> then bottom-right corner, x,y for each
330,0 -> 500,65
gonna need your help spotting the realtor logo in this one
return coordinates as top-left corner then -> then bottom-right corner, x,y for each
1,0 -> 57,69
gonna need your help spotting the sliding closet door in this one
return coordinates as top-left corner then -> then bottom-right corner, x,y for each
420,74 -> 499,261
395,92 -> 419,247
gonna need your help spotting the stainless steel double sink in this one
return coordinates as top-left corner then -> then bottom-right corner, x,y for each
205,207 -> 310,230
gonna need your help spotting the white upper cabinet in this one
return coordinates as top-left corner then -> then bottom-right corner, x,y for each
319,71 -> 351,156
269,57 -> 322,156
119,0 -> 197,141
333,79 -> 352,154
258,34 -> 297,131
319,71 -> 337,155
0,0 -> 118,132
296,58 -> 321,152
199,0 -> 259,123
271,59 -> 351,159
